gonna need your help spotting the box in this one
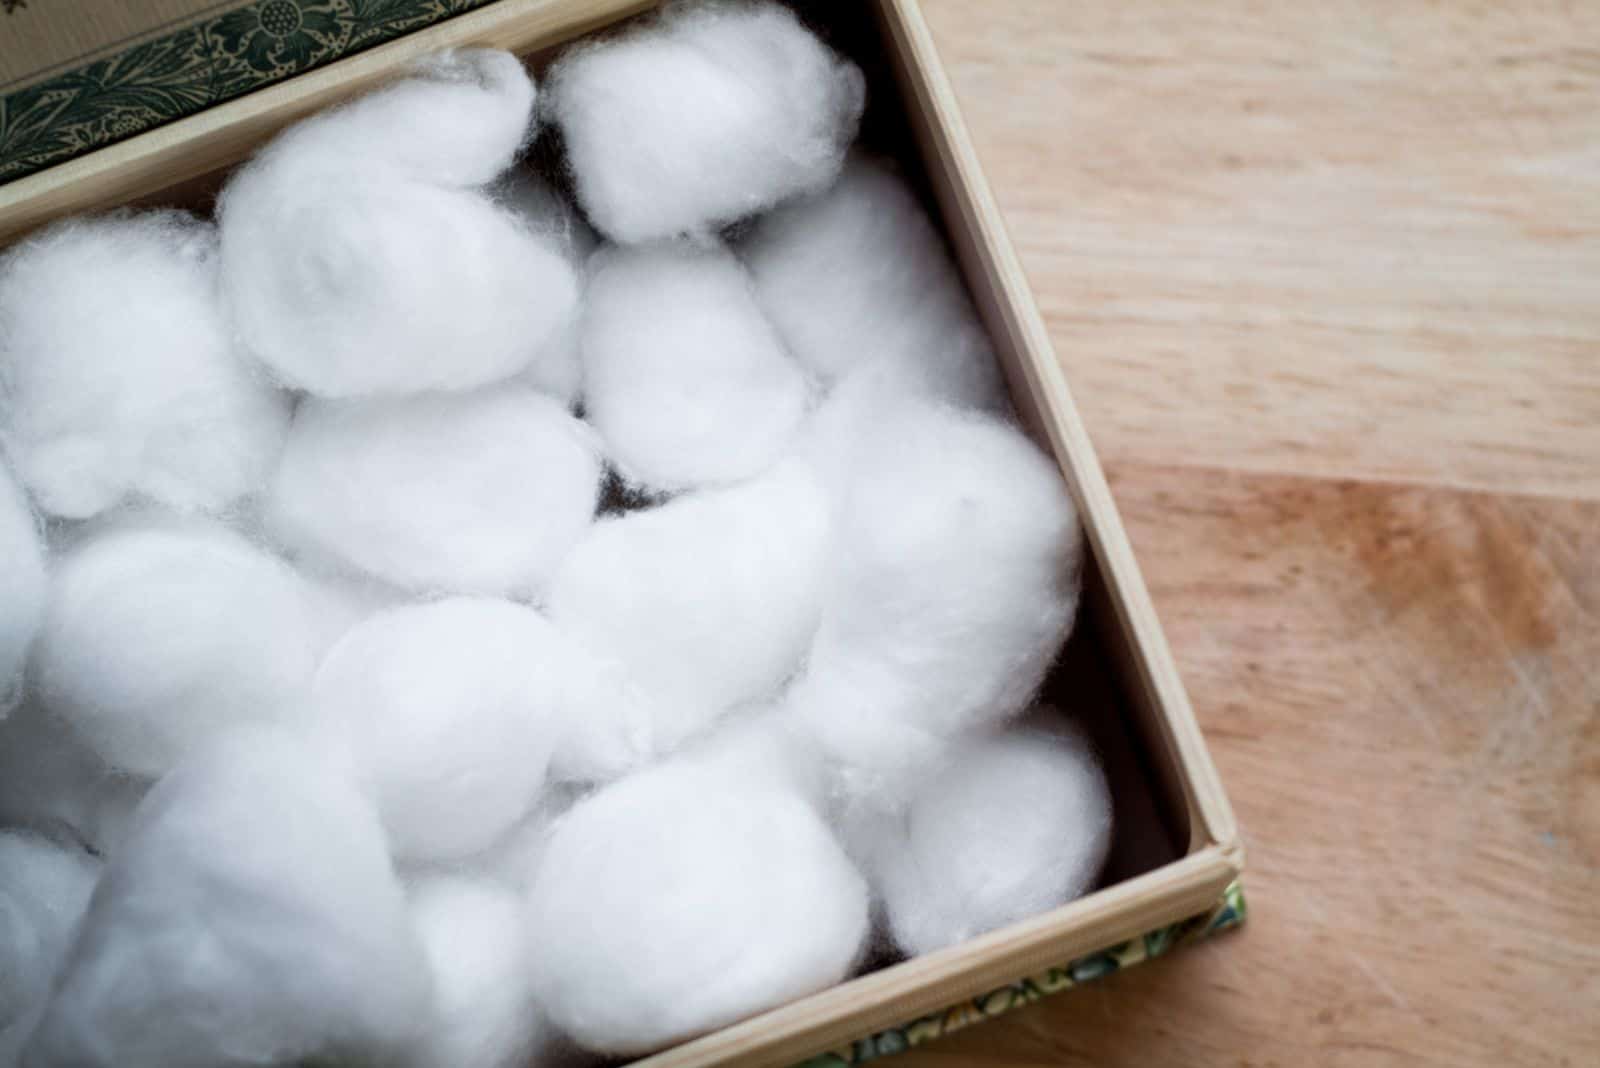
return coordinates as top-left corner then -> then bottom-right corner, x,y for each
0,1 -> 1247,1064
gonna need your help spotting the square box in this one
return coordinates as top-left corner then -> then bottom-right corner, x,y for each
0,2 -> 1246,1065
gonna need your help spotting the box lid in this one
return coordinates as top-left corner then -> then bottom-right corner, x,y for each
0,0 -> 496,183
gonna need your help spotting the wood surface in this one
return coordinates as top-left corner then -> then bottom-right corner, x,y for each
905,1 -> 1600,1065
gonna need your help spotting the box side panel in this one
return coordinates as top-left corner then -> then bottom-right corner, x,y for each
792,881 -> 1246,1068
636,850 -> 1239,1068
875,0 -> 1239,859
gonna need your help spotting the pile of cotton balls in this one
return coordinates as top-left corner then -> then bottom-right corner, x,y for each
0,3 -> 1113,1066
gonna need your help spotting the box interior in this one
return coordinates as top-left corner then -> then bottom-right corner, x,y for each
0,1 -> 1227,1062
102,2 -> 1193,885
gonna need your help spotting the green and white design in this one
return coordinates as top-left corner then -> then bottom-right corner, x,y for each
0,0 -> 493,183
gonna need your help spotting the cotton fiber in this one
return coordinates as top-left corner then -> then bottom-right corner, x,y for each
268,388 -> 602,597
546,0 -> 866,243
743,157 -> 1007,411
0,463 -> 44,708
526,752 -> 869,1054
0,212 -> 289,520
219,51 -> 579,397
312,598 -> 579,861
0,705 -> 146,859
32,518 -> 329,776
546,460 -> 830,762
20,729 -> 430,1068
786,402 -> 1083,815
500,173 -> 596,407
581,242 -> 808,492
862,723 -> 1113,956
0,832 -> 100,1031
404,876 -> 546,1068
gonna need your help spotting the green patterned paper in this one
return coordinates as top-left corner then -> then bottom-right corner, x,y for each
793,881 -> 1248,1067
0,0 -> 495,183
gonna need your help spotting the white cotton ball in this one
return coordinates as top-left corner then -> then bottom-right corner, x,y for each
786,402 -> 1083,814
0,212 -> 289,520
0,705 -> 147,859
547,0 -> 865,243
743,157 -> 1007,411
219,52 -> 579,398
862,723 -> 1113,957
0,832 -> 100,1031
547,460 -> 830,764
32,518 -> 328,776
283,49 -> 536,186
0,1005 -> 40,1068
0,464 -> 44,708
405,876 -> 547,1068
581,242 -> 809,492
312,598 -> 577,862
500,173 -> 596,408
20,729 -> 430,1068
268,387 -> 602,597
526,754 -> 868,1055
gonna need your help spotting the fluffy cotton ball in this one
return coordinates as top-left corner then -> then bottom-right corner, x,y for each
281,49 -> 536,186
0,212 -> 288,520
21,729 -> 430,1068
268,387 -> 601,597
862,723 -> 1113,957
526,753 -> 868,1054
743,157 -> 1007,412
582,242 -> 808,492
0,832 -> 100,1031
32,518 -> 329,776
0,705 -> 146,859
547,0 -> 865,243
547,460 -> 830,764
405,876 -> 546,1068
220,51 -> 578,397
500,173 -> 596,407
312,598 -> 589,861
0,463 -> 44,708
786,402 -> 1083,815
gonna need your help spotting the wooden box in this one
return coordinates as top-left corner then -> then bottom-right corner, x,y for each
0,1 -> 1245,1065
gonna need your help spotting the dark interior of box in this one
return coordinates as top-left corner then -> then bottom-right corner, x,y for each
119,0 -> 1188,954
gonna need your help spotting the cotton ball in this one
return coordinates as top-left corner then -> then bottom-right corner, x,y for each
743,157 -> 1007,412
0,463 -> 44,708
312,598 -> 578,862
786,402 -> 1083,815
526,753 -> 868,1055
281,49 -> 536,186
219,53 -> 578,398
32,518 -> 329,776
0,704 -> 147,859
547,0 -> 865,243
862,723 -> 1113,957
268,388 -> 601,597
21,729 -> 430,1068
581,242 -> 808,492
0,832 -> 100,1031
500,173 -> 596,407
0,212 -> 288,520
405,876 -> 547,1068
547,460 -> 830,763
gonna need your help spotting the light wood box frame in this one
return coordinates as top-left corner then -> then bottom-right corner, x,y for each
0,1 -> 1244,1065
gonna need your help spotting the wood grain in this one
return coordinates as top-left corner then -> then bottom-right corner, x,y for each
907,1 -> 1600,1064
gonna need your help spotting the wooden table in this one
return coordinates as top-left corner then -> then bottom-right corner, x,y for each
907,2 -> 1600,1064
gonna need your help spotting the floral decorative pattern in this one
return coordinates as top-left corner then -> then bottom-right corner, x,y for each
0,0 -> 497,183
792,881 -> 1248,1068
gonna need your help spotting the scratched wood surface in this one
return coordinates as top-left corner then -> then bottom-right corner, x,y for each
905,2 -> 1600,1064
